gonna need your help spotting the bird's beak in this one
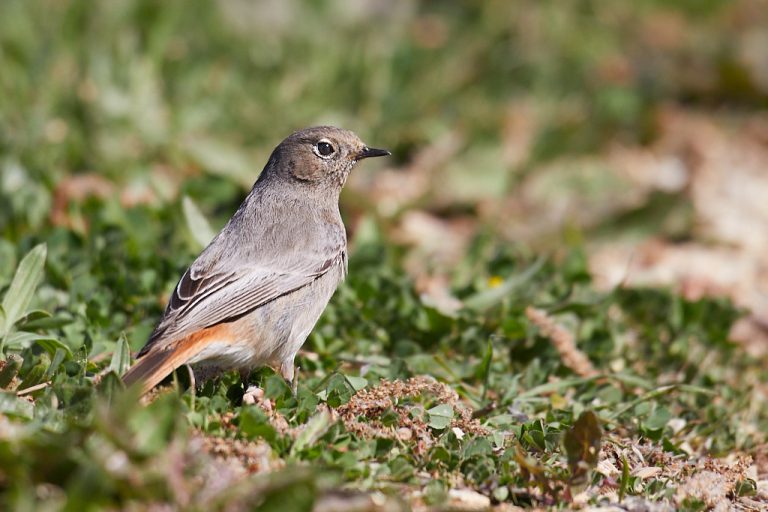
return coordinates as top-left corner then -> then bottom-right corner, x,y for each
356,146 -> 391,160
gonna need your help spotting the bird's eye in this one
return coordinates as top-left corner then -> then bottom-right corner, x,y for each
316,141 -> 335,157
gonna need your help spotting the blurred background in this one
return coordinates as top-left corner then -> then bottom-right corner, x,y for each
1,0 -> 767,355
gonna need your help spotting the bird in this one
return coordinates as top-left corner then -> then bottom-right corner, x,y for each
122,126 -> 390,395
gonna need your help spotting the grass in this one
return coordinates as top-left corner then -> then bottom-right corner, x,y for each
2,234 -> 764,509
1,0 -> 767,510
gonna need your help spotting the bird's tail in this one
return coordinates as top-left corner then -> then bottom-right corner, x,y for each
123,324 -> 229,395
122,348 -> 187,396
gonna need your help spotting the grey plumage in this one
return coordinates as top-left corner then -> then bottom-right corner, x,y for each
123,126 -> 389,394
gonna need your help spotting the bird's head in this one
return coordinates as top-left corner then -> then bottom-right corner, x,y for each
264,126 -> 389,189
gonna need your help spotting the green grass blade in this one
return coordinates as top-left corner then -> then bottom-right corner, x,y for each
462,256 -> 546,311
109,335 -> 132,377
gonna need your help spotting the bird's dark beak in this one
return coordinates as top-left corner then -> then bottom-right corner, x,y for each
356,146 -> 391,160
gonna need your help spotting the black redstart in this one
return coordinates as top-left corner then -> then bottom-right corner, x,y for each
123,126 -> 390,395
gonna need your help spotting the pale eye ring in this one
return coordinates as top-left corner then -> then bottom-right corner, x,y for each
314,140 -> 336,158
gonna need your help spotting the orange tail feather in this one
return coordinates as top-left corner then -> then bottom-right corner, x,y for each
123,324 -> 231,395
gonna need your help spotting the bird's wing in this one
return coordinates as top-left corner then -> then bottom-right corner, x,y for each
139,236 -> 345,356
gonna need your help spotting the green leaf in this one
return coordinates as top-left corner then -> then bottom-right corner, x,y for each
239,405 -> 277,442
3,331 -> 43,349
44,347 -> 68,379
18,361 -> 46,391
0,239 -> 17,287
35,338 -> 73,359
321,373 -> 355,407
427,403 -> 453,429
0,243 -> 47,339
424,479 -> 448,505
388,455 -> 415,481
182,196 -> 215,250
19,312 -> 72,331
345,375 -> 368,392
4,332 -> 72,359
644,406 -> 671,431
0,391 -> 34,419
15,309 -> 51,325
735,478 -> 757,497
263,373 -> 292,401
619,454 -> 630,502
126,393 -> 185,456
563,410 -> 602,485
290,409 -> 332,456
109,335 -> 131,377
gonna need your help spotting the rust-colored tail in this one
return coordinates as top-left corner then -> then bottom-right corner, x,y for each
123,324 -> 230,395
122,347 -> 190,395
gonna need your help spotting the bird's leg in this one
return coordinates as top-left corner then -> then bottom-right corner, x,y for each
292,366 -> 300,397
239,368 -> 251,389
280,359 -> 299,397
185,364 -> 196,393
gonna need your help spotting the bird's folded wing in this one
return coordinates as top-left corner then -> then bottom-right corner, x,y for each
140,249 -> 344,355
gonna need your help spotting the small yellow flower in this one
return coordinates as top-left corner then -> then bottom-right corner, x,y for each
488,275 -> 503,288
550,393 -> 567,410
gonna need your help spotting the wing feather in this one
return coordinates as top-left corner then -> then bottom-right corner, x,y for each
140,238 -> 345,356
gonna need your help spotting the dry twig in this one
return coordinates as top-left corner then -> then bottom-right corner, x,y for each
525,306 -> 598,378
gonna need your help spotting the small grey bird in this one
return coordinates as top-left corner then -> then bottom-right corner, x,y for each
123,126 -> 389,395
